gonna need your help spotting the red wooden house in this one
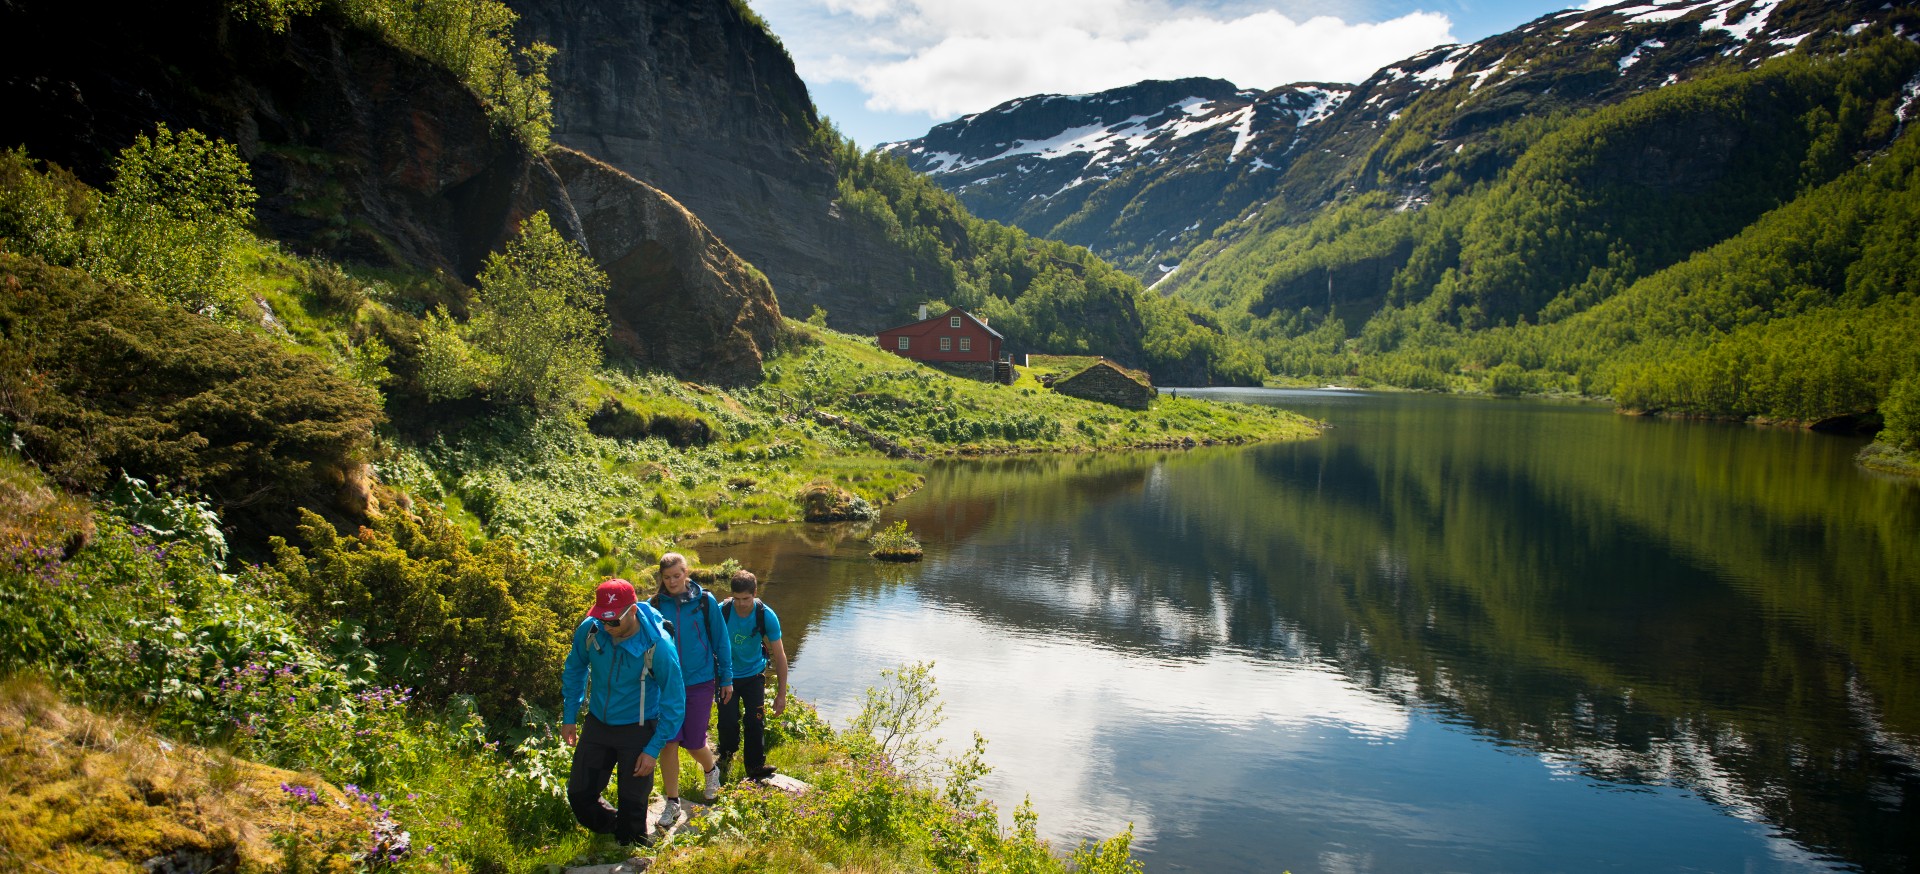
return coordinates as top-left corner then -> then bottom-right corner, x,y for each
877,306 -> 1003,364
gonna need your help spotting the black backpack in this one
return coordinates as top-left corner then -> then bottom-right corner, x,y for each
720,597 -> 770,650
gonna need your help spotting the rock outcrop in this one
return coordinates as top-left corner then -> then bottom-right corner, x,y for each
0,0 -> 562,280
549,147 -> 783,385
510,0 -> 931,332
0,0 -> 789,384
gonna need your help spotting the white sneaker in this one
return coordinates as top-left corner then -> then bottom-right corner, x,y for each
656,797 -> 680,828
703,764 -> 722,798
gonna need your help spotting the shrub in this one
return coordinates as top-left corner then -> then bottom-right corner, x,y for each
0,254 -> 382,531
89,125 -> 257,317
868,520 -> 922,562
467,211 -> 609,411
1882,374 -> 1920,452
0,146 -> 88,266
266,507 -> 578,724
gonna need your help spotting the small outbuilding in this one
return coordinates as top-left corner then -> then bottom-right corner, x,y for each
1053,359 -> 1155,410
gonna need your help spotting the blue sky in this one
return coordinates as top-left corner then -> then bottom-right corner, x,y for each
747,0 -> 1601,146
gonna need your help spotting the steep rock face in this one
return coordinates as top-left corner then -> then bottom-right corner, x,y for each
0,0 -> 562,280
510,0 -> 929,332
549,147 -> 782,385
881,78 -> 1352,280
0,0 -> 790,384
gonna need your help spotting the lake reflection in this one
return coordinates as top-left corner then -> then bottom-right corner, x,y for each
694,390 -> 1920,873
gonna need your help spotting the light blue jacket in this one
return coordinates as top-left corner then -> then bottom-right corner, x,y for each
651,582 -> 733,689
560,602 -> 685,757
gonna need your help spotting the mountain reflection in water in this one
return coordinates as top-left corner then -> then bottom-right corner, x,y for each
694,390 -> 1920,874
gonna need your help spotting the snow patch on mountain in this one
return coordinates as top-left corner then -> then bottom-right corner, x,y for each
1414,58 -> 1463,83
1227,106 -> 1257,160
1703,0 -> 1785,40
1619,40 -> 1665,72
1295,87 -> 1348,127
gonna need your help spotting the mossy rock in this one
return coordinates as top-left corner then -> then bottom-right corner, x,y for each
798,482 -> 874,522
871,546 -> 923,563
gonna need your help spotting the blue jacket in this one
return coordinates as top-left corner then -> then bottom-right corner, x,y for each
722,597 -> 782,679
651,582 -> 732,688
560,602 -> 685,757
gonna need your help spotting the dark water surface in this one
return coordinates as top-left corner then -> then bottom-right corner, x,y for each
692,390 -> 1920,873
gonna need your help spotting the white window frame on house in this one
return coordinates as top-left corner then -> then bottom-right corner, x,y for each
897,336 -> 910,350
959,337 -> 971,352
940,337 -> 952,351
950,316 -> 962,328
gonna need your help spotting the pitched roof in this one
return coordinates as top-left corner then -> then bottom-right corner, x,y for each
879,307 -> 1004,341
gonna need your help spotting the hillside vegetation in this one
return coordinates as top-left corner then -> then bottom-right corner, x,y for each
1165,27 -> 1920,463
0,4 -> 1315,868
830,136 -> 1269,387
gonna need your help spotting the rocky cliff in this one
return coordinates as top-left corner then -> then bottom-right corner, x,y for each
0,0 -> 785,383
0,0 -> 557,280
549,147 -> 782,385
509,0 -> 932,332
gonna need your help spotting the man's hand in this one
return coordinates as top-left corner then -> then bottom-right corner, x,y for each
773,691 -> 788,716
561,723 -> 578,747
718,685 -> 734,705
633,753 -> 656,776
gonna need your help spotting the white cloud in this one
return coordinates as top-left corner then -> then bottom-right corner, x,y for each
793,594 -> 1412,844
759,0 -> 1458,120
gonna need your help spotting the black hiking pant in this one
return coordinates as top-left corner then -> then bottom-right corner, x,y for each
717,672 -> 767,771
567,713 -> 658,843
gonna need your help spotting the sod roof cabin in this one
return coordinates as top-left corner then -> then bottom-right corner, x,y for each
1053,358 -> 1155,410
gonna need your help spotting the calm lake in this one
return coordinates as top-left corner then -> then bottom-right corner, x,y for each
691,389 -> 1920,873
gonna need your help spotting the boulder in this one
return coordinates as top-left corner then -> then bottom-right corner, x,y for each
548,147 -> 783,385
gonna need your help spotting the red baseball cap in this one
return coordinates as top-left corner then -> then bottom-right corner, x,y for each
590,579 -> 638,622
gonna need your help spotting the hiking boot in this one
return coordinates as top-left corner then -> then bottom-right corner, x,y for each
747,764 -> 778,782
703,764 -> 723,798
655,797 -> 681,829
615,833 -> 653,851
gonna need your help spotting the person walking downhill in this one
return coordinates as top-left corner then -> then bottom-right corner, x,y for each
717,569 -> 789,783
560,578 -> 685,848
649,553 -> 732,828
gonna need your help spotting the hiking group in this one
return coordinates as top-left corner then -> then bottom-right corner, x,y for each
559,552 -> 790,847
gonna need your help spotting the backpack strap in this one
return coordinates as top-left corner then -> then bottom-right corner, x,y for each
722,598 -> 771,640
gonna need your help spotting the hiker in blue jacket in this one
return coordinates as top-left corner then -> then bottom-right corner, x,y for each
716,569 -> 788,784
648,552 -> 733,827
560,578 -> 686,847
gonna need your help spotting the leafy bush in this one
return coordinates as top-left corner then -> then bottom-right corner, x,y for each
1881,375 -> 1920,452
868,520 -> 922,561
0,515 -> 337,729
0,254 -> 382,530
0,147 -> 88,266
89,125 -> 258,317
266,506 -> 578,725
423,211 -> 608,411
97,474 -> 229,572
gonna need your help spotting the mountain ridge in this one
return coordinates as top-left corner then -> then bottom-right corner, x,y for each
884,0 -> 1914,286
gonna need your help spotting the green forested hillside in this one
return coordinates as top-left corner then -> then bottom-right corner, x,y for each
1168,30 -> 1920,457
830,136 -> 1267,385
